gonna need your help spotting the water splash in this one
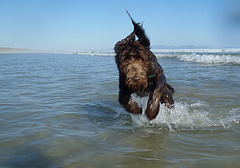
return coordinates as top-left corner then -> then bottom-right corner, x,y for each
220,108 -> 240,128
129,94 -> 240,131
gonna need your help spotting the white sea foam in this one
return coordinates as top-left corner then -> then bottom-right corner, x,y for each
76,51 -> 115,56
220,108 -> 240,128
190,101 -> 209,107
152,48 -> 240,53
177,53 -> 240,65
130,94 -> 240,131
155,53 -> 240,65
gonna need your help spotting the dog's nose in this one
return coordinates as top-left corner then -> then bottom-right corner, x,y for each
132,77 -> 140,83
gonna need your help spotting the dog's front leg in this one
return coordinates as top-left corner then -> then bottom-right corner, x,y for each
145,79 -> 163,120
119,89 -> 142,114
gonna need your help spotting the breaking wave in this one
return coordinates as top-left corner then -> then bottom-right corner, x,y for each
155,53 -> 240,65
76,48 -> 240,65
178,53 -> 240,65
154,49 -> 240,65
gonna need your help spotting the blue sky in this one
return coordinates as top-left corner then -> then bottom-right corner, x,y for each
0,0 -> 240,51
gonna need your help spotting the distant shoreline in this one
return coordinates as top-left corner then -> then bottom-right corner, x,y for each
0,48 -> 67,54
0,47 -> 80,54
0,47 -> 36,54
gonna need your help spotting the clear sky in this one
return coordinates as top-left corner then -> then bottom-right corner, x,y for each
0,0 -> 240,51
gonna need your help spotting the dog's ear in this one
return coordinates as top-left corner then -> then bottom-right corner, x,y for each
126,10 -> 150,48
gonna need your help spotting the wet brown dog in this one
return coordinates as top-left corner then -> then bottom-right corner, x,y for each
114,12 -> 174,120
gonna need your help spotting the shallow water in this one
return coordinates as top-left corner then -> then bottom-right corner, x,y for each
0,53 -> 240,167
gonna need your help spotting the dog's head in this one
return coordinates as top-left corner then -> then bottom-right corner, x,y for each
120,52 -> 149,92
126,62 -> 148,92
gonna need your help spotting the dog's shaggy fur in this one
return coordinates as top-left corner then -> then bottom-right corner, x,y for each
114,12 -> 174,120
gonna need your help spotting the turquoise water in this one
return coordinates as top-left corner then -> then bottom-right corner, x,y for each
0,53 -> 240,167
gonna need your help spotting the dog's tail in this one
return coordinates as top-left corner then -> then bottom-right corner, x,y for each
126,10 -> 150,48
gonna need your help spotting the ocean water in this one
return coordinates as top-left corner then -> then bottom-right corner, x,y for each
0,51 -> 240,168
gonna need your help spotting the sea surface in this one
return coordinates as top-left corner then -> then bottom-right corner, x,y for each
0,50 -> 240,168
